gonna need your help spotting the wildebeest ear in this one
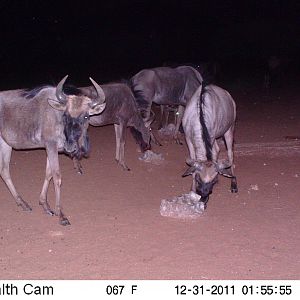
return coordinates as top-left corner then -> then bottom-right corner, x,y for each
47,98 -> 66,111
89,103 -> 106,116
182,158 -> 203,176
217,168 -> 234,178
216,159 -> 231,170
215,160 -> 234,178
182,165 -> 196,177
186,158 -> 195,166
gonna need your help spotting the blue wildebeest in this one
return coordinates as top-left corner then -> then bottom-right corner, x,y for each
0,76 -> 106,225
130,66 -> 203,144
78,82 -> 152,171
182,83 -> 238,208
158,61 -> 219,131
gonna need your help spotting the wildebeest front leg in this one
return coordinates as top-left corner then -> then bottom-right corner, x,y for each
143,109 -> 162,146
0,138 -> 32,211
212,140 -> 220,162
150,129 -> 162,146
185,135 -> 197,192
39,158 -> 55,216
46,143 -> 70,225
114,124 -> 130,171
72,157 -> 83,175
174,105 -> 185,145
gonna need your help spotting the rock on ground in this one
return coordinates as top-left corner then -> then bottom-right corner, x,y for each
160,191 -> 205,219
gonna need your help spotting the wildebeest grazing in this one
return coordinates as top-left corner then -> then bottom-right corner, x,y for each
182,83 -> 238,208
78,82 -> 152,171
130,66 -> 203,144
0,76 -> 106,225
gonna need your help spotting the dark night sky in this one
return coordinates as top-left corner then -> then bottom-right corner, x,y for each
0,0 -> 299,87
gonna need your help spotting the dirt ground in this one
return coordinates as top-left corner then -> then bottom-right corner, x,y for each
0,84 -> 300,280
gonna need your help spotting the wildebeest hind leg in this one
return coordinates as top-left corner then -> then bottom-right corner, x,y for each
224,127 -> 238,193
159,105 -> 170,129
114,124 -> 130,171
114,124 -> 121,163
173,105 -> 184,145
72,157 -> 83,175
0,138 -> 32,211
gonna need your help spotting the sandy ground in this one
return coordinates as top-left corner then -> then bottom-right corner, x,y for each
0,85 -> 299,280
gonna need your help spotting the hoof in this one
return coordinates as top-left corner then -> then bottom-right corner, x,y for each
21,203 -> 32,212
45,209 -> 55,216
231,183 -> 238,193
231,187 -> 238,193
17,199 -> 32,211
117,161 -> 131,171
40,202 -> 55,216
60,218 -> 71,226
201,201 -> 208,210
153,139 -> 162,146
77,169 -> 83,175
175,138 -> 183,145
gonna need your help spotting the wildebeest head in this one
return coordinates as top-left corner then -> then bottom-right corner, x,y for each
48,75 -> 106,159
182,158 -> 233,198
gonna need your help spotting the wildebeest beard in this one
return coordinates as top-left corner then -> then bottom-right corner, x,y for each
62,112 -> 90,159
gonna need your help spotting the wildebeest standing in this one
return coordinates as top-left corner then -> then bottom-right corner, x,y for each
130,66 -> 203,144
182,84 -> 238,208
79,82 -> 152,171
158,62 -> 219,131
0,76 -> 106,225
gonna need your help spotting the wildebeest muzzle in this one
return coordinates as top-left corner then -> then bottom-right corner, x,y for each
63,113 -> 90,159
196,180 -> 216,198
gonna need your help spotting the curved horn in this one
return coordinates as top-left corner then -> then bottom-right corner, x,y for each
56,75 -> 68,103
89,77 -> 105,105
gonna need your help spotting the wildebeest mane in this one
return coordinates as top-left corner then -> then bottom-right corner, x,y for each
21,85 -> 52,99
198,82 -> 212,161
21,84 -> 83,99
63,84 -> 83,96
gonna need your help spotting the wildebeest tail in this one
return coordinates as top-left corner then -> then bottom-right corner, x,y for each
130,127 -> 151,152
198,81 -> 212,161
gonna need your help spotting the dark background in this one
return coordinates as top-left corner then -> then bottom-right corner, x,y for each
0,0 -> 299,88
